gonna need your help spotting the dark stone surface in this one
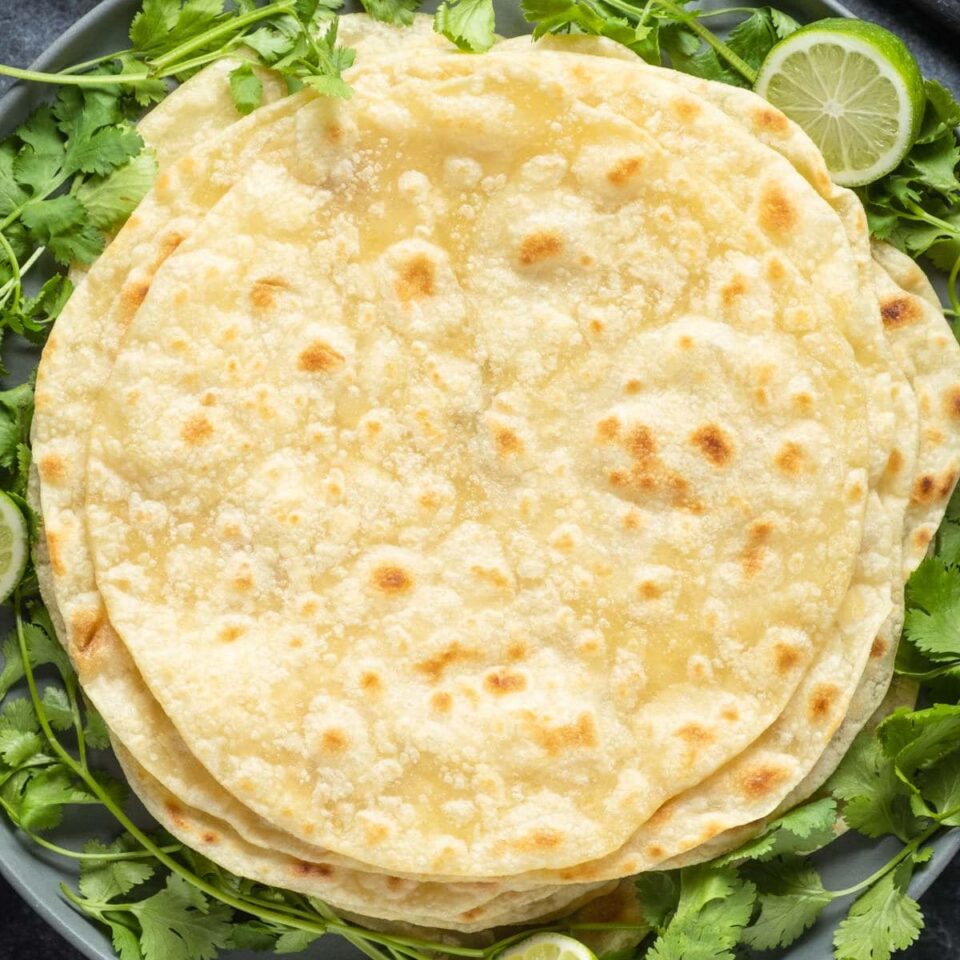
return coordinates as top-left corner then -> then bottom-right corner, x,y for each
0,1 -> 958,958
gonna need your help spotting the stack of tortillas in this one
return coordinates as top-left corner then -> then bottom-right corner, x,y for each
29,13 -> 960,932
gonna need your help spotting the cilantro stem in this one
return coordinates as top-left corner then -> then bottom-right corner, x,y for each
0,65 -> 149,87
829,822 -> 939,899
19,828 -> 181,862
0,232 -> 23,315
651,0 -> 757,83
59,50 -> 132,75
148,1 -> 296,73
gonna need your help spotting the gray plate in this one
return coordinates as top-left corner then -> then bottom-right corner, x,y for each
0,2 -> 957,959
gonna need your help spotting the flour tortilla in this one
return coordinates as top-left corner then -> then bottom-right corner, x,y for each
30,20 -> 944,916
83,50 -> 880,879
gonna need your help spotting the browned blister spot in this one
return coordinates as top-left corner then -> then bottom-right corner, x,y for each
596,416 -> 621,443
70,609 -> 104,652
430,691 -> 453,713
360,671 -> 382,694
623,508 -> 643,531
218,624 -> 244,643
637,580 -> 662,600
610,425 -> 705,513
741,521 -> 773,577
676,723 -> 713,744
459,907 -> 485,923
765,256 -> 787,283
606,156 -> 644,185
395,254 -> 435,300
943,386 -> 960,422
415,643 -> 479,683
808,683 -> 840,723
47,529 -> 65,577
231,572 -> 253,592
484,669 -> 527,695
940,470 -> 957,498
672,97 -> 701,122
915,527 -> 934,551
752,105 -> 790,134
774,642 -> 803,674
371,564 -> 414,595
164,801 -> 189,830
758,182 -> 798,235
624,378 -> 643,395
870,636 -> 888,660
505,640 -> 528,662
293,861 -> 334,878
678,335 -> 694,350
38,453 -> 67,484
495,427 -> 524,456
200,391 -> 216,407
181,414 -> 213,445
518,231 -> 564,266
880,295 -> 922,328
885,448 -> 904,477
645,844 -> 666,860
721,706 -> 740,722
721,275 -> 749,307
913,474 -> 940,504
740,764 -> 789,799
119,280 -> 151,324
690,424 -> 733,467
298,340 -> 345,373
512,829 -> 563,852
531,712 -> 597,756
160,232 -> 185,260
386,876 -> 405,891
321,729 -> 348,752
774,441 -> 804,476
250,276 -> 289,310
201,832 -> 218,844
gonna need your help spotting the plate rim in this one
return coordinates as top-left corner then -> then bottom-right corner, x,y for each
0,2 -> 957,959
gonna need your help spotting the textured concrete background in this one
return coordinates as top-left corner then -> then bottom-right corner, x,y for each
0,0 -> 958,958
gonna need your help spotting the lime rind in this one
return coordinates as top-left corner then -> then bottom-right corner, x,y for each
755,19 -> 925,187
500,934 -> 598,960
0,491 -> 28,604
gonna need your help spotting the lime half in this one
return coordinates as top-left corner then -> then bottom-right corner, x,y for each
500,935 -> 597,960
0,492 -> 28,603
755,18 -> 925,187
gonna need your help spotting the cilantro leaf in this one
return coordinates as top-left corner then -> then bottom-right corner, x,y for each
109,923 -> 145,960
833,860 -> 923,960
18,766 -> 96,832
827,730 -> 922,841
434,0 -> 496,52
916,751 -> 960,826
40,684 -> 75,731
903,558 -> 960,661
228,64 -> 263,116
131,0 -> 227,58
880,704 -> 960,788
130,874 -> 233,960
79,838 -> 157,903
718,797 -> 837,864
634,872 -> 680,929
361,0 -> 421,25
20,196 -> 104,266
83,699 -> 112,751
275,929 -> 323,953
646,866 -> 755,960
741,858 -> 831,950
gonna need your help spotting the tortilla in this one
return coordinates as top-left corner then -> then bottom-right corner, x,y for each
83,50 -> 879,880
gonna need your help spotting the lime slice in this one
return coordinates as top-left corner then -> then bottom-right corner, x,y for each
755,18 -> 925,187
0,492 -> 28,603
500,935 -> 597,960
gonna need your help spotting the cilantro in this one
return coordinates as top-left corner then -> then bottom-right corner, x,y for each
827,730 -> 924,841
741,859 -> 832,950
718,797 -> 838,864
79,838 -> 157,903
833,860 -> 924,960
227,64 -> 263,115
434,0 -> 497,52
360,0 -> 421,26
642,866 -> 756,960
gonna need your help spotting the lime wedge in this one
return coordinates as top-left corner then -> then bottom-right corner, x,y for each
500,935 -> 597,960
755,18 -> 925,187
0,492 -> 28,603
